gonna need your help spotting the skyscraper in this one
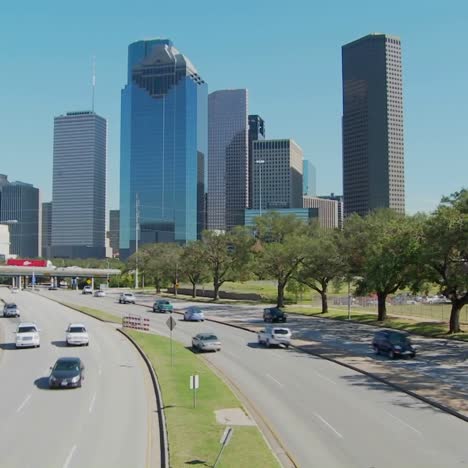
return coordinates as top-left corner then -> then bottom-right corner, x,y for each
252,139 -> 303,210
208,89 -> 248,230
41,201 -> 52,258
248,115 -> 265,207
303,159 -> 317,196
120,39 -> 207,257
0,174 -> 40,257
319,193 -> 344,229
342,33 -> 405,217
52,111 -> 107,258
108,209 -> 120,257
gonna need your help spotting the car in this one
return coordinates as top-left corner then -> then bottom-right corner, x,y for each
66,323 -> 89,346
192,333 -> 221,352
372,330 -> 416,359
3,303 -> 20,318
94,290 -> 106,297
258,327 -> 292,348
263,307 -> 287,323
15,322 -> 40,348
153,299 -> 173,313
184,306 -> 205,322
119,292 -> 136,304
11,287 -> 19,294
49,357 -> 84,389
82,285 -> 93,295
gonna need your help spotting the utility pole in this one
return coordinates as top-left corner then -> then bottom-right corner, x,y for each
135,193 -> 140,289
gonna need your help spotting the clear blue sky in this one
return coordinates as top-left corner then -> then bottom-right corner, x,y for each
0,0 -> 466,213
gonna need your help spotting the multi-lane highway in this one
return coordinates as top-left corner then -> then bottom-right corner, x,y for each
41,288 -> 468,468
0,287 -> 154,468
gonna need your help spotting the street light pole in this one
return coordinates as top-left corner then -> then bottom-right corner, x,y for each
135,193 -> 140,289
255,160 -> 265,215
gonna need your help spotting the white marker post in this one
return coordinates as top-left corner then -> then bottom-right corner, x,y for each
190,374 -> 199,408
214,427 -> 233,467
166,316 -> 177,367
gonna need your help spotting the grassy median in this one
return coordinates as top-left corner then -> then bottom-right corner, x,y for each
58,302 -> 122,324
127,330 -> 280,468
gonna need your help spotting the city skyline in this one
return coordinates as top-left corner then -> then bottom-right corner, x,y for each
1,2 -> 467,215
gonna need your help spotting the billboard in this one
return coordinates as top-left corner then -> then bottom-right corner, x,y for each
7,259 -> 48,267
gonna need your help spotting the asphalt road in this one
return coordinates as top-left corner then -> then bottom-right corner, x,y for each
0,288 -> 152,468
45,288 -> 468,468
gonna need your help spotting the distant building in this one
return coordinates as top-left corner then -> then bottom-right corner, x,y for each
244,208 -> 318,227
41,202 -> 52,257
108,209 -> 120,257
252,139 -> 303,210
303,196 -> 339,229
302,159 -> 317,196
342,33 -> 405,217
0,174 -> 40,257
319,193 -> 344,229
52,111 -> 107,259
0,224 -> 10,259
208,89 -> 248,231
248,115 -> 265,207
120,39 -> 207,257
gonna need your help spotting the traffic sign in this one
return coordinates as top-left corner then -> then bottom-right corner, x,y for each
220,427 -> 233,445
166,316 -> 177,331
86,279 -> 92,284
190,374 -> 199,390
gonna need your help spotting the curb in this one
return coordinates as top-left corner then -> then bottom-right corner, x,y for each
118,329 -> 169,468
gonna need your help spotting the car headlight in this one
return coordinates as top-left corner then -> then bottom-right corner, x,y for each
394,345 -> 402,351
71,375 -> 80,383
50,376 -> 57,382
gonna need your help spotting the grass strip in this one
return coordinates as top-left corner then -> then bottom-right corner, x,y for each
58,302 -> 121,323
127,330 -> 280,468
285,307 -> 468,342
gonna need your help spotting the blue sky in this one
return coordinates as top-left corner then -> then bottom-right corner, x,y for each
0,0 -> 466,213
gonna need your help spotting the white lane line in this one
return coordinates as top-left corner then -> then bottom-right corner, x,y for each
16,394 -> 32,413
314,412 -> 344,439
382,409 -> 423,437
98,367 -> 102,376
62,445 -> 77,468
89,392 -> 97,413
313,371 -> 336,385
265,373 -> 284,387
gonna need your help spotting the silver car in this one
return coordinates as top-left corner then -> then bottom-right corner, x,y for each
3,303 -> 20,318
184,306 -> 205,322
192,333 -> 221,352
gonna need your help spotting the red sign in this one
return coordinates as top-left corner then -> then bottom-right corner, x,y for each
7,259 -> 47,267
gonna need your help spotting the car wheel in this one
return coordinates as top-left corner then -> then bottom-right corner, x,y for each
373,345 -> 380,355
285,344 -> 290,349
266,340 -> 270,348
389,350 -> 395,360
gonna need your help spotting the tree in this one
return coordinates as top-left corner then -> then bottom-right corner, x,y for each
180,241 -> 210,297
295,227 -> 346,313
343,209 -> 423,321
420,190 -> 468,333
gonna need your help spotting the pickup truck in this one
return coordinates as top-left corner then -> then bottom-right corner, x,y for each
257,326 -> 292,348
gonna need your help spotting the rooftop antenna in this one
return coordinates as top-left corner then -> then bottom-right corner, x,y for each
92,56 -> 96,112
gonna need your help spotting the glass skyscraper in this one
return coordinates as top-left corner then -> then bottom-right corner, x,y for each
120,39 -> 207,258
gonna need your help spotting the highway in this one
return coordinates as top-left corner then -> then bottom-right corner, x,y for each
0,288 -> 154,468
42,288 -> 468,468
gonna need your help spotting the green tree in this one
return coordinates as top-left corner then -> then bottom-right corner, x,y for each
180,241 -> 210,297
343,209 -> 423,321
420,190 -> 468,333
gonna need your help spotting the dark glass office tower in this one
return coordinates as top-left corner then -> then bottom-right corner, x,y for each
248,115 -> 265,208
342,34 -> 405,217
120,39 -> 207,257
41,202 -> 52,258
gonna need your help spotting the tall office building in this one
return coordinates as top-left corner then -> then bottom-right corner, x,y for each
0,174 -> 40,257
52,111 -> 107,258
108,209 -> 120,257
41,201 -> 52,257
120,39 -> 207,257
252,139 -> 303,210
248,115 -> 265,207
208,89 -> 248,230
303,196 -> 339,229
342,33 -> 405,217
303,159 -> 317,196
319,193 -> 344,229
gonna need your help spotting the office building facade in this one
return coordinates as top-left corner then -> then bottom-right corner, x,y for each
108,209 -> 120,257
319,193 -> 344,229
52,111 -> 107,258
252,139 -> 303,211
120,39 -> 207,257
248,115 -> 265,207
303,196 -> 339,229
303,159 -> 317,196
245,207 -> 318,227
0,174 -> 40,257
41,202 -> 52,258
342,33 -> 405,217
208,89 -> 248,231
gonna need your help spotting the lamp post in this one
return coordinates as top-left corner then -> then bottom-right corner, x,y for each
255,159 -> 265,215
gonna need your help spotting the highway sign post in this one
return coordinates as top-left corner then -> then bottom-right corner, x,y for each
214,427 -> 233,467
190,374 -> 199,408
166,316 -> 177,367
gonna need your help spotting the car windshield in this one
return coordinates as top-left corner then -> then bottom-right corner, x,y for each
160,301 -> 169,305
6,304 -> 17,309
190,308 -> 202,314
389,333 -> 409,345
55,361 -> 80,372
124,293 -> 133,297
69,327 -> 86,333
201,335 -> 218,341
18,326 -> 36,333
273,329 -> 289,335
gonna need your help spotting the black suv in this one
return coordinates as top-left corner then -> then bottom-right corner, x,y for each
263,307 -> 287,323
372,330 -> 416,359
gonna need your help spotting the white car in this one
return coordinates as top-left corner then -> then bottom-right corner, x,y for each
15,322 -> 40,348
257,327 -> 292,348
119,292 -> 136,304
192,333 -> 221,352
82,285 -> 93,295
94,290 -> 106,297
66,323 -> 89,346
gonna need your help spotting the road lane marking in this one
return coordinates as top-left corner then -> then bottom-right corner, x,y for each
62,445 -> 77,468
382,409 -> 423,437
266,373 -> 284,387
89,392 -> 97,413
313,371 -> 336,385
314,412 -> 344,439
16,394 -> 32,413
98,367 -> 102,376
